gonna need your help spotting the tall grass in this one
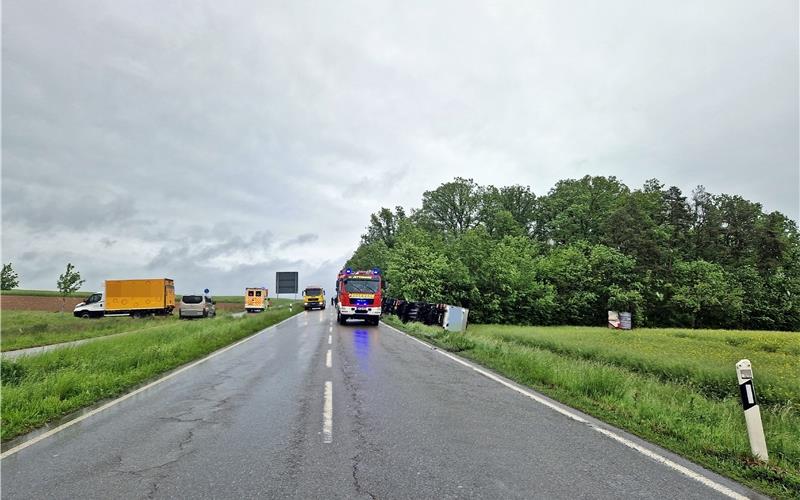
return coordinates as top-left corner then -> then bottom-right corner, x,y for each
1,311 -> 177,351
385,318 -> 800,499
1,306 -> 300,443
473,325 -> 800,413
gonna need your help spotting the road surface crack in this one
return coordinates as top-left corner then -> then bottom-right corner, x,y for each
340,346 -> 380,500
351,452 -> 378,500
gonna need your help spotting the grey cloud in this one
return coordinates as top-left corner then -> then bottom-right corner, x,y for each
279,233 -> 319,250
148,230 -> 274,268
2,0 -> 797,293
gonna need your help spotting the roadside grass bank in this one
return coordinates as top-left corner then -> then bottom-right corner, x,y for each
1,299 -> 300,351
1,311 -> 177,352
384,317 -> 800,499
1,305 -> 301,443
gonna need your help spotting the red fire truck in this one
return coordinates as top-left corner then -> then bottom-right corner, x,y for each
335,268 -> 384,325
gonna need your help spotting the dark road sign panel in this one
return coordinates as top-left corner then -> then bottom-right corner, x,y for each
276,272 -> 299,294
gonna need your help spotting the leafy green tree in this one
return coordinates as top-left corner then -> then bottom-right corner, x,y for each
482,184 -> 538,233
480,207 -> 525,239
386,239 -> 449,302
346,176 -> 799,330
441,227 -> 494,315
659,185 -> 693,257
755,211 -> 797,274
346,239 -> 390,276
481,236 -> 555,324
602,189 -> 666,273
540,175 -> 629,244
534,244 -> 597,324
714,194 -> 763,267
416,177 -> 484,236
668,260 -> 743,328
733,265 -> 774,330
690,186 -> 725,263
1,262 -> 20,290
361,206 -> 406,247
56,263 -> 86,312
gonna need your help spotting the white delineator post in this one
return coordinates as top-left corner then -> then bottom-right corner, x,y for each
735,359 -> 768,461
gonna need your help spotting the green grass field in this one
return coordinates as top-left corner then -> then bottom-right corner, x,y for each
1,298 -> 300,351
1,311 -> 177,351
384,318 -> 800,499
1,305 -> 301,443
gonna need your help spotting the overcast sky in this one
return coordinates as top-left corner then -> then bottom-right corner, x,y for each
2,0 -> 798,295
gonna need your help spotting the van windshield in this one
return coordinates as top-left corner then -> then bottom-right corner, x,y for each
182,295 -> 203,304
305,288 -> 322,296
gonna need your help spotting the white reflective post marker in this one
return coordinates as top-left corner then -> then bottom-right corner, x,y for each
735,359 -> 768,461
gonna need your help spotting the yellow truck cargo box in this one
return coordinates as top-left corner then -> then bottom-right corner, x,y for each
105,278 -> 175,312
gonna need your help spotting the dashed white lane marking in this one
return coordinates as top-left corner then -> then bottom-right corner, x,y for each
328,335 -> 332,344
326,349 -> 332,368
380,322 -> 749,500
329,326 -> 332,333
1,313 -> 302,459
323,381 -> 333,443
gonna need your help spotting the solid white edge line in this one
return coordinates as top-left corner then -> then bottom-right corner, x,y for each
326,349 -> 332,368
323,381 -> 333,443
380,321 -> 749,500
1,313 -> 302,460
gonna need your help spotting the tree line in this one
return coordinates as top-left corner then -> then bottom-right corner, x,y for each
346,176 -> 800,330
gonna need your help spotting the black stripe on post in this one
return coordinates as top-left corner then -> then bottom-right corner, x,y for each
739,380 -> 758,410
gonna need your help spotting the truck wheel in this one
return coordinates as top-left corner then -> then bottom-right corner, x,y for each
81,311 -> 91,319
337,312 -> 345,325
131,311 -> 143,319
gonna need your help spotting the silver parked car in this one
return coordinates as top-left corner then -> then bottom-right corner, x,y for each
179,295 -> 216,319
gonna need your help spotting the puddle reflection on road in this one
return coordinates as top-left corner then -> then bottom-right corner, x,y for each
353,329 -> 371,370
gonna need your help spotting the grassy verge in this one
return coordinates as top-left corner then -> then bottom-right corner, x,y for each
2,300 -> 301,351
1,304 -> 301,443
1,311 -> 178,352
384,317 -> 800,499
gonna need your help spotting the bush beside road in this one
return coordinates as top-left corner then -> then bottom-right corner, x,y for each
1,304 -> 301,443
383,317 -> 800,499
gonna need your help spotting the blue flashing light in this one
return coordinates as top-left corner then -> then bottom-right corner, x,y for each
345,268 -> 352,274
372,267 -> 381,275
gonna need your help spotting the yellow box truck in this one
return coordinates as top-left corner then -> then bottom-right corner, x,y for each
245,287 -> 268,313
74,278 -> 175,318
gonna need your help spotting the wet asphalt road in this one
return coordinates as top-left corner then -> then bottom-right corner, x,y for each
1,309 -> 756,499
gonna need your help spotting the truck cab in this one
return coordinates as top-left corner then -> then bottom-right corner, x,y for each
73,293 -> 104,318
302,286 -> 326,310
